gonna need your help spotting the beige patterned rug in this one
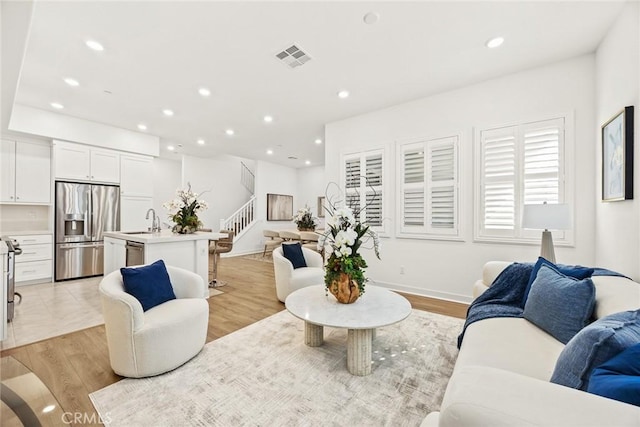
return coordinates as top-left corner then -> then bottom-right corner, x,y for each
90,309 -> 462,426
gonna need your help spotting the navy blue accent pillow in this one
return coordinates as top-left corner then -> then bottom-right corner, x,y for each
282,243 -> 307,269
121,259 -> 176,311
551,310 -> 640,391
588,342 -> 640,406
524,257 -> 594,304
523,264 -> 595,344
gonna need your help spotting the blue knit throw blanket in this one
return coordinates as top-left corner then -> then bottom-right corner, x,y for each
456,263 -> 623,349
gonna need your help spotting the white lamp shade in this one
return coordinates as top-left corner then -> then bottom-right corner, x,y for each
522,203 -> 571,230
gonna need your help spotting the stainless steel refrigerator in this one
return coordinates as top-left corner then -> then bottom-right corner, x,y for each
55,181 -> 120,281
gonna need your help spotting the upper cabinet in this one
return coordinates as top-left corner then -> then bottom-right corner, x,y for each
0,139 -> 51,204
120,154 -> 154,197
53,140 -> 120,183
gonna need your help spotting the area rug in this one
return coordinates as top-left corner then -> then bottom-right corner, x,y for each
90,309 -> 463,426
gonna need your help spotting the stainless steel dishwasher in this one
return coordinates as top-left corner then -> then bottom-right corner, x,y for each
125,241 -> 145,266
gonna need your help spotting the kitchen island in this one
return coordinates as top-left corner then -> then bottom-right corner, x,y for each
103,230 -> 227,297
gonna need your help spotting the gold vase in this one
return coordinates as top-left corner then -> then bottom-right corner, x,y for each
328,272 -> 360,304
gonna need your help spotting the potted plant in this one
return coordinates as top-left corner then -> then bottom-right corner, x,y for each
319,204 -> 380,304
163,183 -> 208,234
293,205 -> 318,231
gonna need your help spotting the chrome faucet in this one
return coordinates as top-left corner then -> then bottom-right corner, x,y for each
146,208 -> 161,232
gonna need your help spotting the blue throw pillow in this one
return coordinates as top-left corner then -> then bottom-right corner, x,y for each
551,310 -> 640,391
523,264 -> 595,344
121,259 -> 176,311
524,257 -> 594,304
588,343 -> 640,406
282,243 -> 307,269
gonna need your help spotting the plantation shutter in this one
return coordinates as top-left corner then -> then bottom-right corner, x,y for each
364,153 -> 383,226
402,146 -> 425,228
523,118 -> 563,205
476,116 -> 566,242
480,127 -> 517,234
341,149 -> 385,233
398,136 -> 459,238
427,137 -> 457,233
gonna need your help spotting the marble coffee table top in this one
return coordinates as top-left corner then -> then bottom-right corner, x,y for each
285,285 -> 412,329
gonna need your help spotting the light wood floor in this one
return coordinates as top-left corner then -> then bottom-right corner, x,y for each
1,256 -> 468,426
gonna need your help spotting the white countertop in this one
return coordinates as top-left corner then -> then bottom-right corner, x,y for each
0,230 -> 52,236
103,230 -> 228,244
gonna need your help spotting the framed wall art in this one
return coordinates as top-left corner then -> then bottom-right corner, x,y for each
602,106 -> 634,201
267,193 -> 293,220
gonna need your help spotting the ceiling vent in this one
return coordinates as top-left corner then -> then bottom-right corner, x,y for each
275,45 -> 311,69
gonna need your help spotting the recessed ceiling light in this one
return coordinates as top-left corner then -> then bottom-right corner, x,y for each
486,36 -> 504,49
197,139 -> 205,145
305,160 -> 311,165
337,90 -> 350,99
225,129 -> 235,136
137,123 -> 147,131
363,12 -> 380,25
266,149 -> 273,155
162,109 -> 174,116
314,138 -> 322,144
64,78 -> 79,87
42,405 -> 56,414
85,40 -> 104,51
264,115 -> 273,123
50,102 -> 64,109
167,145 -> 175,151
198,87 -> 211,97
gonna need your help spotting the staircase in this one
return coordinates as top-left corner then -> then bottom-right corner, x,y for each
220,196 -> 256,239
219,162 -> 257,239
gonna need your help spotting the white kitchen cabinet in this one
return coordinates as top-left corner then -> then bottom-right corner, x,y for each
90,149 -> 120,183
1,140 -> 51,204
120,195 -> 154,231
12,234 -> 53,285
120,154 -> 154,197
54,141 -> 120,184
104,237 -> 126,275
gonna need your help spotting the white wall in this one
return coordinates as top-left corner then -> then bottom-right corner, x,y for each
325,55 -> 597,303
296,165 -> 326,229
595,2 -> 640,279
153,157 -> 182,227
181,154 -> 254,231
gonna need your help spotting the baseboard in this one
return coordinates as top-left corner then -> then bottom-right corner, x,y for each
372,280 -> 473,304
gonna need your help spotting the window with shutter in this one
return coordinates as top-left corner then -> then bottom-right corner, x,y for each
475,117 -> 567,243
397,135 -> 459,239
340,149 -> 387,234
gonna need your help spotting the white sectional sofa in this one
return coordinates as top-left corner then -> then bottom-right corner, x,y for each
425,261 -> 640,427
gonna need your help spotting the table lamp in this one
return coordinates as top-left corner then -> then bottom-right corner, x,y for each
522,202 -> 571,264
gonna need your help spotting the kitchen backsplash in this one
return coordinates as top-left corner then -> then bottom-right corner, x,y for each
0,205 -> 50,232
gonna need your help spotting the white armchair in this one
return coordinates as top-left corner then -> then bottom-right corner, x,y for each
99,265 -> 209,378
273,245 -> 324,302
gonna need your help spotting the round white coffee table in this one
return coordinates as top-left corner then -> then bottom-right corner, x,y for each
285,285 -> 412,376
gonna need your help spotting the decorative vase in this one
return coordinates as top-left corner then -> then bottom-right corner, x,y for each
327,272 -> 360,304
172,223 -> 198,234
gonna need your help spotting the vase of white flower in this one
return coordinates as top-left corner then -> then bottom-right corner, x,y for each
319,205 -> 380,304
293,205 -> 318,231
163,183 -> 208,234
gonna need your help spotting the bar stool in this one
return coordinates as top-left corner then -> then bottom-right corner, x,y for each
209,229 -> 234,287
